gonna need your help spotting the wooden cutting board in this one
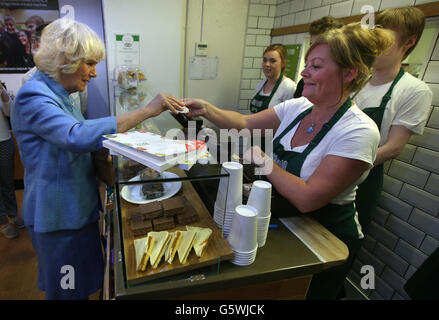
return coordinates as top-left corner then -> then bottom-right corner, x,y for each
120,169 -> 234,286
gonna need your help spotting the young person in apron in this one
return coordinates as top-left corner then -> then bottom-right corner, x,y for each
354,7 -> 432,233
354,69 -> 404,232
249,72 -> 284,113
249,44 -> 295,113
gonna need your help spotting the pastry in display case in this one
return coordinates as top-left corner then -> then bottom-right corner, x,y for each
140,168 -> 165,200
116,164 -> 233,285
114,65 -> 151,112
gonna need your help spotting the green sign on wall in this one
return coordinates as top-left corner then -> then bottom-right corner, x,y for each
284,44 -> 301,81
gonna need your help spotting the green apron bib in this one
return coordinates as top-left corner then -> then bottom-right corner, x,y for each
271,98 -> 360,299
355,68 -> 405,233
249,73 -> 284,113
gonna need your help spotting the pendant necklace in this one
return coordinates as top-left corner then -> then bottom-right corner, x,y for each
307,110 -> 316,134
307,121 -> 315,133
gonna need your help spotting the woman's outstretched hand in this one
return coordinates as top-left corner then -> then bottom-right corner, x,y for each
179,98 -> 209,118
146,93 -> 185,117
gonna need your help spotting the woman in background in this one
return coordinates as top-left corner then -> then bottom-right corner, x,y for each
249,44 -> 296,113
18,29 -> 34,68
0,82 -> 22,239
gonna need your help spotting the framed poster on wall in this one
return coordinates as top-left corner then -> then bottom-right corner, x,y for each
0,0 -> 60,73
0,0 -> 110,118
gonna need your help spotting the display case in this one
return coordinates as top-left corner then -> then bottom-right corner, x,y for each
107,76 -> 235,298
104,74 -> 350,300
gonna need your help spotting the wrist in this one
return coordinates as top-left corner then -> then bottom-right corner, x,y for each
254,153 -> 274,176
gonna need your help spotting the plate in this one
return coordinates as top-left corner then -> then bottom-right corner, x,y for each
121,171 -> 182,204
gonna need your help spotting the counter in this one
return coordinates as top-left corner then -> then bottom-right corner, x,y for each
108,176 -> 348,300
104,108 -> 349,300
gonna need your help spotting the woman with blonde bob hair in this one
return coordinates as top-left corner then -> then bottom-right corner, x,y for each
183,23 -> 393,299
12,18 -> 184,300
34,18 -> 105,82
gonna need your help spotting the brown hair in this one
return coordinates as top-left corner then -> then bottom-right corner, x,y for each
26,15 -> 45,27
309,16 -> 344,36
306,22 -> 394,94
376,7 -> 425,59
263,43 -> 287,72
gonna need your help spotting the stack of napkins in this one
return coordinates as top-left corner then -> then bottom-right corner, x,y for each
102,130 -> 210,172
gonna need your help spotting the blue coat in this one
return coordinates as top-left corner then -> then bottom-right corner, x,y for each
12,70 -> 117,232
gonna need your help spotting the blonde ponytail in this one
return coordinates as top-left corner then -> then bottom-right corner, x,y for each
306,22 -> 394,93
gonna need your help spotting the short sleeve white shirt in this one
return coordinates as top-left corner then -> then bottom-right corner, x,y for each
273,97 -> 380,205
353,72 -> 432,146
254,77 -> 296,109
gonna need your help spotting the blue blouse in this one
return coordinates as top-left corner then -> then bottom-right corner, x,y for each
12,70 -> 117,232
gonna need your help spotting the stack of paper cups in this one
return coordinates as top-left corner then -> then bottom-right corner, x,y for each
213,202 -> 235,237
227,205 -> 258,266
256,213 -> 271,247
214,162 -> 243,236
215,162 -> 243,212
247,180 -> 272,247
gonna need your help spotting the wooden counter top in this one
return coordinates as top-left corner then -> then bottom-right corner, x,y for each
280,215 -> 349,267
112,204 -> 349,299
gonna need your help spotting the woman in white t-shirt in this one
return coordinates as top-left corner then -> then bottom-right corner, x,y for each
183,23 -> 393,299
249,44 -> 296,113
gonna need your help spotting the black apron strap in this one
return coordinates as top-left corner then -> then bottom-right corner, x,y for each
362,67 -> 405,129
301,97 -> 352,159
378,67 -> 405,110
250,73 -> 284,113
273,107 -> 312,145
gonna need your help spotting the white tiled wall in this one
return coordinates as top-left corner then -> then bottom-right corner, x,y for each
238,0 -> 439,300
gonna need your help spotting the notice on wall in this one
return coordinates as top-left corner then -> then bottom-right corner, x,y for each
284,44 -> 301,81
189,56 -> 218,80
115,33 -> 140,66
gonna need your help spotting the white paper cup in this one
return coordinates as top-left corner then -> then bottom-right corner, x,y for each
247,180 -> 272,218
256,213 -> 271,247
226,205 -> 258,253
257,227 -> 269,247
231,246 -> 258,266
216,162 -> 243,211
214,202 -> 235,228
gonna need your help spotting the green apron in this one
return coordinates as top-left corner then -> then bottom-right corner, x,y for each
249,73 -> 284,113
355,68 -> 405,233
272,98 -> 360,300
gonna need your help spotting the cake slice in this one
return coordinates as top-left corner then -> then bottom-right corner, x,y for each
162,196 -> 186,217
